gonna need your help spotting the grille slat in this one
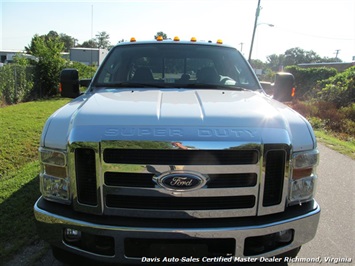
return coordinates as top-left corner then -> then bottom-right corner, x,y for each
75,148 -> 97,205
105,172 -> 257,188
103,149 -> 258,165
263,150 -> 286,207
105,172 -> 155,187
106,195 -> 256,210
208,173 -> 257,188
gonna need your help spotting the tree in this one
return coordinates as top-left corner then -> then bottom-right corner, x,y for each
95,31 -> 111,49
12,53 -> 29,66
25,31 -> 60,54
250,59 -> 273,81
266,54 -> 287,71
320,57 -> 342,63
25,31 -> 76,53
264,47 -> 343,72
250,59 -> 266,69
46,30 -> 59,40
25,34 -> 45,54
79,39 -> 98,48
154,31 -> 168,40
283,47 -> 322,65
29,35 -> 66,96
59,33 -> 76,52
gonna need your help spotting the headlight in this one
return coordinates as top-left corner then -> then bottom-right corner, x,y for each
40,149 -> 66,166
292,149 -> 319,169
288,149 -> 319,205
39,148 -> 70,204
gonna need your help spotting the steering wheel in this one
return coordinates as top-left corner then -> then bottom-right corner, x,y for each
220,77 -> 235,84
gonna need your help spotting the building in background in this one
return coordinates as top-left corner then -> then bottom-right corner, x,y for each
0,50 -> 38,65
70,48 -> 108,66
0,50 -> 23,64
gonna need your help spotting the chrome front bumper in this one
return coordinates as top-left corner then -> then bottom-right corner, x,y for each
34,197 -> 320,265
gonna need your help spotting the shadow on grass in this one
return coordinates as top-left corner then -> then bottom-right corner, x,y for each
0,175 -> 42,263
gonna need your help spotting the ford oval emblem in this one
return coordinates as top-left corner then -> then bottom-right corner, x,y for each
155,171 -> 207,192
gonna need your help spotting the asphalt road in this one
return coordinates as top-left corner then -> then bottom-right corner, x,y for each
7,143 -> 354,266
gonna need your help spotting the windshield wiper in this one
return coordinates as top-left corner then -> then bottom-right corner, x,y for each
183,83 -> 249,91
94,82 -> 250,91
94,82 -> 168,88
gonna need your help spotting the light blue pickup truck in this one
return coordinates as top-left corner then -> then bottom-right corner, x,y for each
34,37 -> 320,265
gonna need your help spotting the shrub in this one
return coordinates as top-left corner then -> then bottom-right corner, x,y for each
314,66 -> 355,108
289,100 -> 318,118
339,103 -> 355,122
307,101 -> 345,133
285,65 -> 337,99
290,100 -> 354,139
307,116 -> 326,130
340,119 -> 355,137
65,61 -> 97,80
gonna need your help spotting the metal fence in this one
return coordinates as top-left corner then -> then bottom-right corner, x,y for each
0,65 -> 35,105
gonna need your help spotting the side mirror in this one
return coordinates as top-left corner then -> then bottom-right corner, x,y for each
272,72 -> 295,102
60,68 -> 80,98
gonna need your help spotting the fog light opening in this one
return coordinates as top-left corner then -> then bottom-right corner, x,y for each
276,229 -> 294,243
64,228 -> 82,243
244,230 -> 294,256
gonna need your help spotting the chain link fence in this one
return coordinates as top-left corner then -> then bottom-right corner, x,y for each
0,65 -> 36,105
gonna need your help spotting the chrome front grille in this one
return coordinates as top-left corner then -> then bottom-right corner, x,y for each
72,141 -> 289,218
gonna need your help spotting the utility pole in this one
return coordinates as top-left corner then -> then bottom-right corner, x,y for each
239,42 -> 244,53
334,49 -> 340,59
248,0 -> 261,63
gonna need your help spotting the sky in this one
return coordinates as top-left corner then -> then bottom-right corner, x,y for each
1,0 -> 354,62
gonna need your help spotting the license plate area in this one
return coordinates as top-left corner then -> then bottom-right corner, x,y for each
124,238 -> 235,258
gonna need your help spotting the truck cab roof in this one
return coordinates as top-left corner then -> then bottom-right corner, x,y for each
116,37 -> 235,48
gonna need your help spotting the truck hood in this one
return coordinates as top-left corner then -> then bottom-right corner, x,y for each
42,89 -> 316,151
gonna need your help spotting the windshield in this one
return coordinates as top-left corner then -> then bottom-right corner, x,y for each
93,43 -> 259,90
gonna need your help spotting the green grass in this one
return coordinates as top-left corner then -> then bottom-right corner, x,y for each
315,130 -> 355,159
0,98 -> 70,262
0,98 -> 70,179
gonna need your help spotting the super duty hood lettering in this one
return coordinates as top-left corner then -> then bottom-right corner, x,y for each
104,127 -> 258,139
